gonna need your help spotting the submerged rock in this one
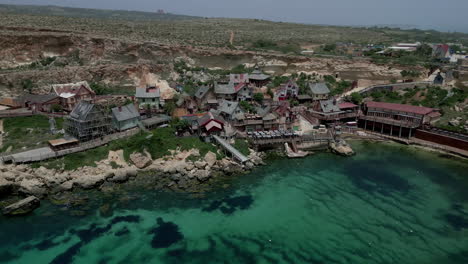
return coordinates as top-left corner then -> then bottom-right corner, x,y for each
2,196 -> 40,215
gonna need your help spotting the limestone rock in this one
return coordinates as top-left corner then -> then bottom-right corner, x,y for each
109,170 -> 129,183
130,152 -> 152,169
58,181 -> 74,192
19,178 -> 47,196
449,118 -> 461,126
2,196 -> 40,215
330,141 -> 355,157
204,151 -> 217,167
194,161 -> 207,169
196,170 -> 211,182
74,174 -> 105,189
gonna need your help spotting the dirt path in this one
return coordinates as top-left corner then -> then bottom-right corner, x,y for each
0,119 -> 3,148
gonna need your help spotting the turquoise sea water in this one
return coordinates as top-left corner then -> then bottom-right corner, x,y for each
1,141 -> 468,264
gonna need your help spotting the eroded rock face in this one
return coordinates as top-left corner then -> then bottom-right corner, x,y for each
2,196 -> 40,216
130,152 -> 152,169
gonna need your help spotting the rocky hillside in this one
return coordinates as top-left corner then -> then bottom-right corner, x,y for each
0,5 -> 449,96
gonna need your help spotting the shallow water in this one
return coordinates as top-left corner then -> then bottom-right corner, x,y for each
1,141 -> 468,264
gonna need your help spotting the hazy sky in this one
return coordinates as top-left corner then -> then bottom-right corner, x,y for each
1,0 -> 467,32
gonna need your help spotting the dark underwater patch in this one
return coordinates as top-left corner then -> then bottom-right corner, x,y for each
76,223 -> 112,243
445,213 -> 468,231
35,238 -> 60,251
114,227 -> 130,237
148,217 -> 184,248
0,250 -> 19,262
345,162 -> 412,195
50,242 -> 83,264
202,195 -> 253,215
110,215 -> 141,225
50,215 -> 140,263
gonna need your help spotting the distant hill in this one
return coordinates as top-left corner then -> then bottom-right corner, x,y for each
0,4 -> 467,47
0,4 -> 200,21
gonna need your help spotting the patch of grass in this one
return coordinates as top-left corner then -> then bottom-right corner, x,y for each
233,139 -> 250,156
110,161 -> 122,169
1,116 -> 64,152
34,127 -> 224,170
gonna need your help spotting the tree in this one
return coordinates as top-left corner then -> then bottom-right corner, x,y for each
21,79 -> 33,93
174,119 -> 190,131
163,101 -> 176,115
239,101 -> 255,113
350,92 -> 363,104
323,44 -> 336,52
51,104 -> 62,113
253,93 -> 264,103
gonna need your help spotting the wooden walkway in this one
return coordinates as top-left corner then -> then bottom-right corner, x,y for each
1,128 -> 140,164
212,135 -> 249,163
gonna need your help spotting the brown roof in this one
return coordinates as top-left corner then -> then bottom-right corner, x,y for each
366,101 -> 437,115
339,102 -> 358,109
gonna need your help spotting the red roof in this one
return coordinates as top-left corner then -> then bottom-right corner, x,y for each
339,102 -> 358,109
366,101 -> 436,115
234,83 -> 246,92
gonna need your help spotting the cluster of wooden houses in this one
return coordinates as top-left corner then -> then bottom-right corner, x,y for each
3,65 -> 466,152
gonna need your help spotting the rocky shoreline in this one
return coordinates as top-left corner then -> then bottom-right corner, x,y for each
0,148 -> 265,215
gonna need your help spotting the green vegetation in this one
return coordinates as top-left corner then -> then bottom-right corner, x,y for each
400,70 -> 421,79
323,75 -> 351,96
1,116 -> 64,152
173,119 -> 190,131
33,127 -> 224,170
233,139 -> 250,156
322,44 -> 337,52
253,93 -> 264,103
239,101 -> 256,113
21,79 -> 33,93
350,92 -> 363,104
2,5 -> 468,48
163,101 -> 176,115
251,39 -> 301,54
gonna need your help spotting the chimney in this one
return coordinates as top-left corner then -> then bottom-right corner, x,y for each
118,106 -> 122,112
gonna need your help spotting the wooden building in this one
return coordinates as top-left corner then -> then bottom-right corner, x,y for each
20,94 -> 60,112
197,112 -> 225,136
277,80 -> 299,101
359,101 -> 441,138
309,83 -> 330,101
111,104 -> 141,131
306,99 -> 360,122
248,68 -> 271,88
65,100 -> 111,141
51,81 -> 96,112
135,86 -> 161,110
